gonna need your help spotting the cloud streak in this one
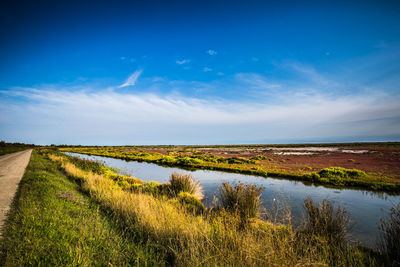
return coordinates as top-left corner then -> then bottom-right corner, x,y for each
118,70 -> 143,88
176,59 -> 190,65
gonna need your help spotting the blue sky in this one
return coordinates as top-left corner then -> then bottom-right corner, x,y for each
1,0 -> 400,145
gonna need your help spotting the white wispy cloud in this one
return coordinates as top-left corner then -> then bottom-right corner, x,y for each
1,81 -> 399,144
2,59 -> 400,144
118,70 -> 143,88
207,49 -> 217,56
203,67 -> 213,72
176,59 -> 191,65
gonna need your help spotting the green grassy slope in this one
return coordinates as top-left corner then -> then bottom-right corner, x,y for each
0,150 -> 163,266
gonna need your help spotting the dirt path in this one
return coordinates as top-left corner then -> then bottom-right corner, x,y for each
0,149 -> 32,232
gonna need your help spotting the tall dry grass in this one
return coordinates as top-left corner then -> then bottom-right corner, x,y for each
302,197 -> 351,242
168,172 -> 203,199
49,154 -> 375,266
219,182 -> 263,221
379,203 -> 400,265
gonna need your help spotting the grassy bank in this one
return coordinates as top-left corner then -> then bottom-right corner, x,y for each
0,150 -> 163,266
60,147 -> 400,192
46,150 -> 379,266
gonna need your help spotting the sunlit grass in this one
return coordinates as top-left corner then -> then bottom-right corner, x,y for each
0,150 -> 161,266
47,151 -> 378,266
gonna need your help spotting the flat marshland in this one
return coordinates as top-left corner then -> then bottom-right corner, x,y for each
1,146 -> 399,266
60,142 -> 400,191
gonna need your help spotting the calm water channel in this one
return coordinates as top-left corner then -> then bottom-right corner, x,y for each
65,152 -> 400,247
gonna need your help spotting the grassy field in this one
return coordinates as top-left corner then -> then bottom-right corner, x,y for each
0,150 -> 163,266
2,148 -> 395,265
59,144 -> 400,192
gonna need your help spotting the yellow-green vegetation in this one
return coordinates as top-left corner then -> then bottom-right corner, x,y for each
0,150 -> 162,266
59,146 -> 400,192
168,172 -> 204,199
41,150 -> 380,266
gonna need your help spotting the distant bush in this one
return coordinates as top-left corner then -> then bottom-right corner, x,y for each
379,203 -> 400,264
302,197 -> 351,242
318,167 -> 366,179
251,155 -> 267,160
219,182 -> 264,220
225,157 -> 250,164
176,157 -> 203,165
157,156 -> 177,165
168,173 -> 203,200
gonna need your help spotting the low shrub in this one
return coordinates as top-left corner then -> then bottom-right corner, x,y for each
379,203 -> 400,265
176,192 -> 205,215
251,155 -> 267,160
318,167 -> 366,179
302,197 -> 351,242
248,218 -> 291,236
176,156 -> 203,165
168,173 -> 203,199
219,182 -> 264,221
157,156 -> 177,165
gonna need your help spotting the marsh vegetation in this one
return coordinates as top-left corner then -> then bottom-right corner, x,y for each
59,144 -> 400,192
2,149 -> 399,265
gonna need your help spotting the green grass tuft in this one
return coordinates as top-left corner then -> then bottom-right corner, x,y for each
302,197 -> 351,242
168,172 -> 203,199
219,182 -> 264,221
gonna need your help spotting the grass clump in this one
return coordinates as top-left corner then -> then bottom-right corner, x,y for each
251,155 -> 267,160
175,192 -> 205,215
219,182 -> 264,221
168,172 -> 203,199
379,203 -> 400,265
302,197 -> 351,242
319,167 -> 366,180
130,181 -> 162,195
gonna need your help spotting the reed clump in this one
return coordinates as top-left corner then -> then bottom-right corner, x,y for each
219,182 -> 264,221
168,172 -> 203,200
379,203 -> 400,265
302,197 -> 351,242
